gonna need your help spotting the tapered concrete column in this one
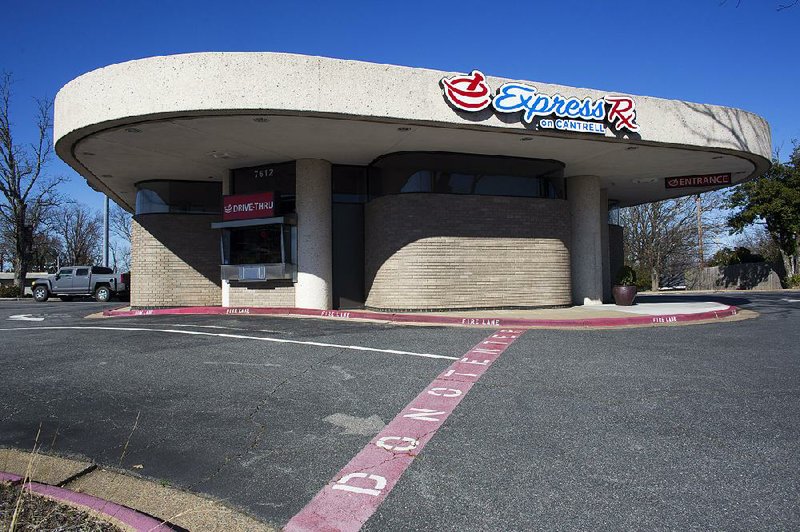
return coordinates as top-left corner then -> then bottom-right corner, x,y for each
569,176 -> 604,305
600,188 -> 611,303
295,159 -> 332,310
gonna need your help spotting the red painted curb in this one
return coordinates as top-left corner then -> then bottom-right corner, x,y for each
102,304 -> 741,328
0,471 -> 22,483
0,470 -> 169,531
26,481 -> 171,531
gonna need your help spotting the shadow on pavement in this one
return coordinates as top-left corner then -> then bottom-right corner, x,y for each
636,293 -> 752,307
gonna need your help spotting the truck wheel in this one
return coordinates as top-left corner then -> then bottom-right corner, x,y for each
33,286 -> 49,302
94,285 -> 111,303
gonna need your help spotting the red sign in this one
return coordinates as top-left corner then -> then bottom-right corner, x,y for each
222,192 -> 275,221
665,173 -> 731,189
440,70 -> 492,111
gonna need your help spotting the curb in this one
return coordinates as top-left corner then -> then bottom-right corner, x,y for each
1,471 -> 170,531
102,304 -> 743,328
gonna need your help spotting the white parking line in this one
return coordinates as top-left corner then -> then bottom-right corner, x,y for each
0,326 -> 457,361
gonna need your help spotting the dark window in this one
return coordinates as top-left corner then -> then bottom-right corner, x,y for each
369,152 -> 564,200
75,268 -> 89,276
135,181 -> 222,215
332,165 -> 368,204
58,269 -> 73,277
91,266 -> 113,274
227,225 -> 292,265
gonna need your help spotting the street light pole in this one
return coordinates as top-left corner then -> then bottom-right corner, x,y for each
103,196 -> 110,268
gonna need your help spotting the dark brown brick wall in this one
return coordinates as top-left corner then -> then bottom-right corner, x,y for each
365,194 -> 571,310
131,214 -> 221,307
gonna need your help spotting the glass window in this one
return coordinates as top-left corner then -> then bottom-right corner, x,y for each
58,269 -> 73,277
332,165 -> 368,203
608,201 -> 621,225
226,225 -> 293,265
75,268 -> 89,276
135,181 -> 222,215
369,152 -> 563,200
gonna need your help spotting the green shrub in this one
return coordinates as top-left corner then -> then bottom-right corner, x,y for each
615,265 -> 637,286
0,284 -> 22,298
787,274 -> 800,288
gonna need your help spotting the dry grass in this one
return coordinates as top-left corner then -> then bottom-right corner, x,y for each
1,426 -> 120,531
0,482 -> 121,532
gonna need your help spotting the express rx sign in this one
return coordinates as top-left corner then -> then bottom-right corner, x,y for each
440,70 -> 639,135
222,192 -> 275,221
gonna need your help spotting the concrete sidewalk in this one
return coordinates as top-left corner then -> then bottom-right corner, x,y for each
100,294 -> 753,329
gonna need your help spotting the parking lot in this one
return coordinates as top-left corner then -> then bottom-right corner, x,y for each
1,293 -> 799,530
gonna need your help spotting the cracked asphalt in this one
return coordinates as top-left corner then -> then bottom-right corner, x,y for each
0,292 -> 798,530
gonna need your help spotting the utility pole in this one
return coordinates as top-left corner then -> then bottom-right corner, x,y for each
696,194 -> 704,268
103,196 -> 110,268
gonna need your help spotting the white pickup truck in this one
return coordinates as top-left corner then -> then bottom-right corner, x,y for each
32,266 -> 129,302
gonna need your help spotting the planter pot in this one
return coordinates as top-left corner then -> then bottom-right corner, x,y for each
612,285 -> 638,306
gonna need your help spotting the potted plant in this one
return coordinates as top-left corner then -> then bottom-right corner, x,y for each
612,265 -> 638,306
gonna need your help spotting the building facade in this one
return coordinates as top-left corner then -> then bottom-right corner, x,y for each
54,53 -> 771,310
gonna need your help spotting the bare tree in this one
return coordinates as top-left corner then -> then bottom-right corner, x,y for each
621,192 -> 726,290
110,204 -> 132,242
0,73 -> 67,294
109,240 -> 130,272
28,229 -> 61,272
55,203 -> 102,265
0,219 -> 11,271
109,203 -> 132,271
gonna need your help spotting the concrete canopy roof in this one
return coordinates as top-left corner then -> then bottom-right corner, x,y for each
54,52 -> 771,211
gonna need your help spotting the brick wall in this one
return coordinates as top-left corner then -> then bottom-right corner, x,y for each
365,194 -> 571,310
131,214 -> 221,307
228,281 -> 295,307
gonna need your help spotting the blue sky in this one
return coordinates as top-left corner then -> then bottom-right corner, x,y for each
1,0 -> 798,212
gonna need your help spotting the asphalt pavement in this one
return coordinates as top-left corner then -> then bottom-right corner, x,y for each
0,292 -> 798,530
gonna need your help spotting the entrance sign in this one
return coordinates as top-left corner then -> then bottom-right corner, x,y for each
440,70 -> 639,134
222,192 -> 275,221
665,173 -> 731,189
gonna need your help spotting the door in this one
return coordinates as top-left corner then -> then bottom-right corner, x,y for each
73,268 -> 91,294
52,268 -> 74,293
332,203 -> 365,309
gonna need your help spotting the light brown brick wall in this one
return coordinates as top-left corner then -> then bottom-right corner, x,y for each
365,194 -> 571,310
228,282 -> 295,307
131,214 -> 221,307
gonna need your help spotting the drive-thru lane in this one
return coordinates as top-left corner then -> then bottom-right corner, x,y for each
1,292 -> 799,530
0,301 -> 492,526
